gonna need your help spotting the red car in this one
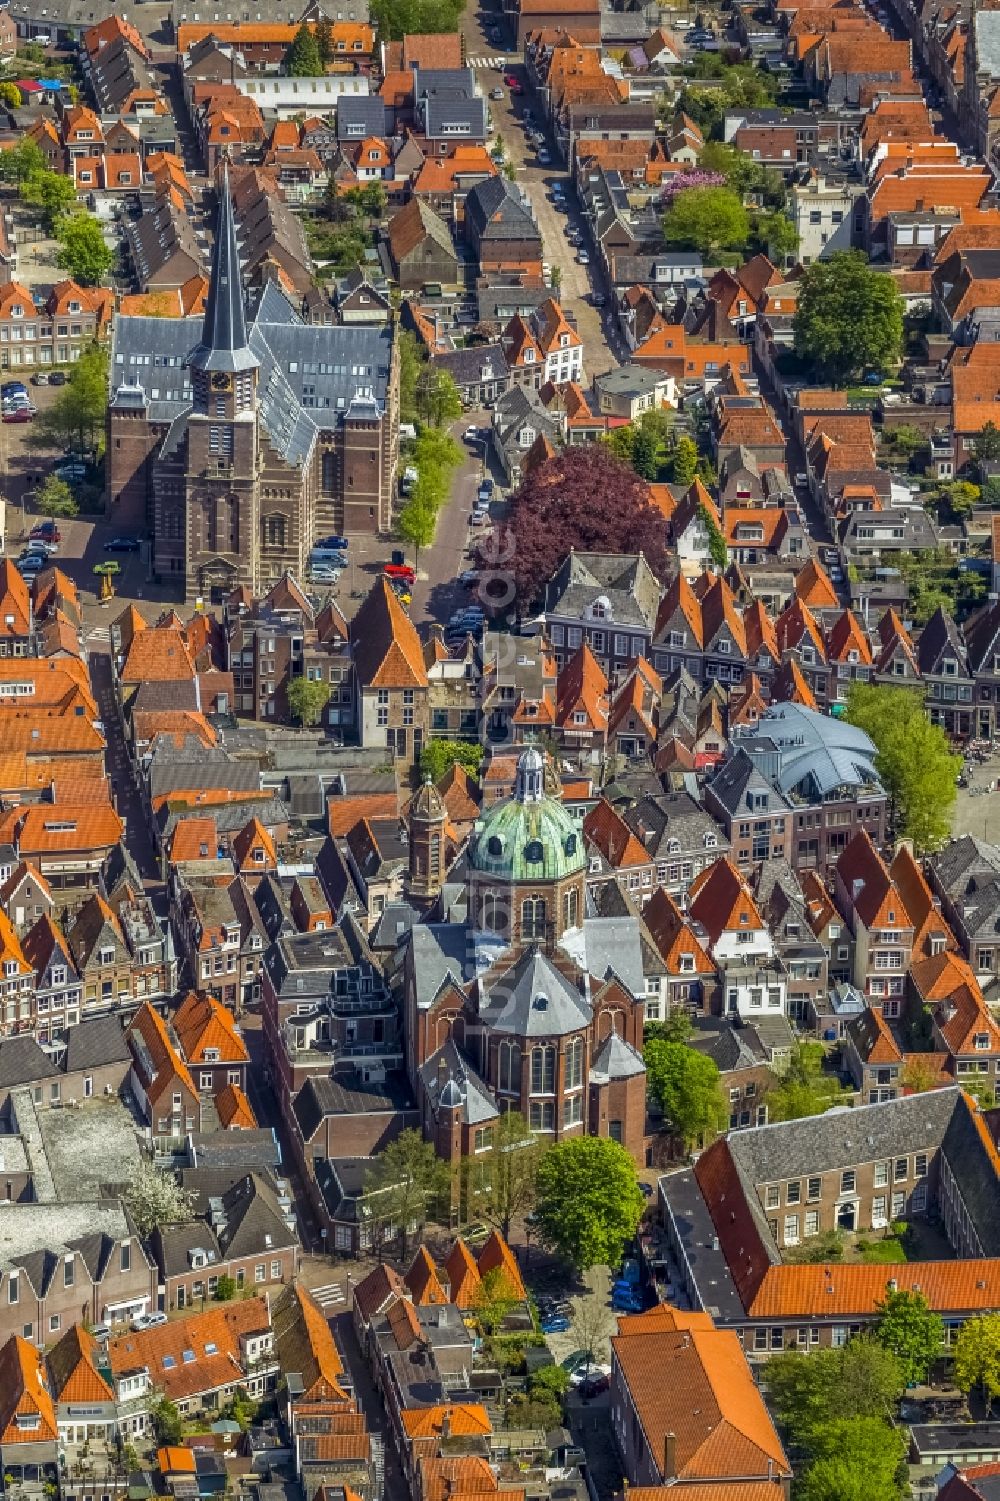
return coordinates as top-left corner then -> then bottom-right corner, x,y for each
384,562 -> 416,584
509,81 -> 524,94
503,71 -> 518,86
30,523 -> 61,543
3,408 -> 32,423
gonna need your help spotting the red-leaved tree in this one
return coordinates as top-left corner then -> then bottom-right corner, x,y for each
479,446 -> 671,614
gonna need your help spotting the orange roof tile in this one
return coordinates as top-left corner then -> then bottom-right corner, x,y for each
584,798 -> 649,869
643,887 -> 716,976
687,859 -> 764,946
794,557 -> 839,609
47,1324 -> 113,1406
0,1337 -> 57,1443
173,990 -> 249,1065
444,1238 -> 482,1308
214,1082 -> 256,1129
405,1246 -> 450,1306
477,1231 -> 527,1301
350,577 -> 428,690
401,1404 -> 492,1439
108,1299 -> 270,1403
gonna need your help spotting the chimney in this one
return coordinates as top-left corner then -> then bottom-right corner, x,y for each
663,1432 -> 677,1479
442,1410 -> 451,1439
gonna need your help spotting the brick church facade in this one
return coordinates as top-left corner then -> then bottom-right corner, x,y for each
106,166 -> 399,604
402,748 -> 650,1169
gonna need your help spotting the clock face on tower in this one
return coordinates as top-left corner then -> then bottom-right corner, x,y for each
211,372 -> 232,391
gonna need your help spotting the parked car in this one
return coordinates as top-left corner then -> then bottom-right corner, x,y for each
24,539 -> 57,555
509,80 -> 524,94
384,562 -> 416,584
639,1181 -> 654,1197
30,522 -> 60,543
581,1373 -> 610,1398
537,147 -> 551,164
31,372 -> 49,385
577,249 -> 590,265
3,408 -> 32,423
48,371 -> 67,386
89,1324 -> 111,1342
503,70 -> 519,85
463,425 -> 482,443
540,1314 -> 571,1334
489,86 -> 505,99
316,534 -> 349,550
54,462 -> 86,483
591,292 -> 606,307
132,1312 -> 168,1332
16,554 -> 45,575
460,569 -> 480,588
1,381 -> 27,396
104,536 -> 141,552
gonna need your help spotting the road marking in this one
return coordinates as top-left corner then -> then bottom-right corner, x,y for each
85,625 -> 111,645
310,1282 -> 346,1309
468,55 -> 510,68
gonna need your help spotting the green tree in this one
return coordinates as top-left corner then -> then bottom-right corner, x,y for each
54,213 -> 114,285
416,366 -> 462,428
21,169 -> 77,236
662,185 -> 750,258
873,1288 -> 943,1386
213,1274 -> 236,1301
150,1395 -> 183,1445
284,21 -> 322,75
799,1417 -> 907,1501
901,1056 -> 941,1094
887,424 -> 926,460
755,210 -> 798,260
397,493 -> 436,569
314,15 -> 334,63
0,139 -> 44,188
604,425 -> 635,467
670,434 -> 700,487
953,1314 -> 1000,1414
419,737 -> 484,781
34,475 -> 79,520
844,682 -> 960,851
974,420 -> 1000,467
767,1042 -> 849,1122
766,1339 -> 905,1441
363,1128 -> 451,1255
533,1136 -> 644,1272
530,1364 -> 569,1400
33,345 -> 109,457
399,330 -> 426,425
793,252 -> 904,386
631,422 -> 660,481
929,479 -> 980,522
0,82 -> 22,109
643,1039 -> 726,1148
460,1109 -> 542,1240
223,1386 -> 259,1431
286,674 -> 331,726
645,1010 -> 693,1045
471,1266 -> 520,1334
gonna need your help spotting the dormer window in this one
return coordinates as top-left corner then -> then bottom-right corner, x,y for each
704,832 -> 717,849
975,1032 -> 991,1050
524,348 -> 535,362
559,332 -> 570,348
69,300 -> 81,313
11,305 -> 22,318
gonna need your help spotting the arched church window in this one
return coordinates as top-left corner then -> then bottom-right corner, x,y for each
563,887 -> 579,930
498,1041 -> 521,1093
565,1036 -> 584,1091
530,1045 -> 555,1094
521,897 -> 546,940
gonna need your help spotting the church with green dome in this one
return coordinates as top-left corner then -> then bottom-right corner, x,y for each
466,747 -> 587,947
401,747 -> 649,1171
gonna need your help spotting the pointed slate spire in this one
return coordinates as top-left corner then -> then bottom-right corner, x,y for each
189,162 -> 259,374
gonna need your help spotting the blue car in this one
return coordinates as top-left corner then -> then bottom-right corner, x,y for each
541,1314 -> 571,1334
317,534 -> 349,550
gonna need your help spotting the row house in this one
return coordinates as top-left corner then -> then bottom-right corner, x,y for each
149,1172 -> 297,1312
224,575 -> 354,729
0,1202 -> 157,1346
170,872 -> 266,1012
543,551 -> 662,681
0,279 -> 111,371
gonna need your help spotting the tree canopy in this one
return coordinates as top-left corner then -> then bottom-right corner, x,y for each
494,446 -> 671,612
369,0 -> 465,40
798,1417 -> 907,1501
662,185 -> 750,258
793,252 -> 904,385
363,1128 -> 451,1255
419,737 -> 484,782
284,22 -> 323,74
459,1110 -> 542,1239
873,1288 -> 943,1385
766,1042 -> 851,1122
286,675 -> 330,727
643,1039 -> 726,1147
953,1314 -> 1000,1413
844,682 -> 960,851
533,1136 -> 645,1271
34,476 -> 79,520
55,213 -> 114,285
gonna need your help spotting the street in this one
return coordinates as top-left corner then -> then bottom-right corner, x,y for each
461,9 -> 622,379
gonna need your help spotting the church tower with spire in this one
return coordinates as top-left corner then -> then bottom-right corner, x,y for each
183,164 -> 265,604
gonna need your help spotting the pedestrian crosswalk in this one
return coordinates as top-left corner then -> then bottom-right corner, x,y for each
310,1281 -> 346,1311
467,54 -> 509,69
85,624 -> 110,648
